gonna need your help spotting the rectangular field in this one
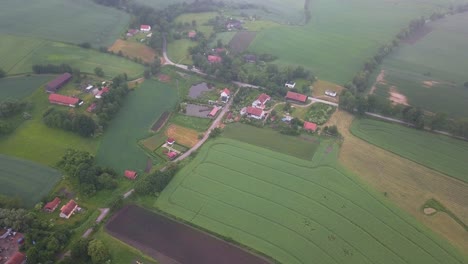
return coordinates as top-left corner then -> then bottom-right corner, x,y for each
229,32 -> 257,54
351,118 -> 468,183
106,205 -> 270,264
0,75 -> 52,101
170,114 -> 212,132
0,154 -> 61,207
156,138 -> 465,264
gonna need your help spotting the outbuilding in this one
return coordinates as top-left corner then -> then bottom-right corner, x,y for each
124,170 -> 138,180
46,73 -> 72,93
60,200 -> 78,219
140,25 -> 151,32
44,197 -> 61,212
303,121 -> 318,132
285,91 -> 308,103
48,94 -> 82,107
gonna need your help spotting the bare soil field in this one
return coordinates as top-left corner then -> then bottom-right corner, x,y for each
151,112 -> 170,132
327,110 -> 468,252
389,86 -> 409,105
185,104 -> 212,118
165,124 -> 199,147
109,39 -> 156,64
106,205 -> 271,264
229,31 -> 257,54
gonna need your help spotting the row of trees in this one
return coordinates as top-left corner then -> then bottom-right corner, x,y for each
135,164 -> 179,195
57,149 -> 119,196
32,63 -> 73,74
95,74 -> 130,128
43,108 -> 97,137
59,238 -> 111,264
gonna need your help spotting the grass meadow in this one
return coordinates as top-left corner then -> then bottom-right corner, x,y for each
0,154 -> 61,207
0,36 -> 144,79
156,138 -> 465,264
167,39 -> 196,65
170,114 -> 212,132
0,0 -> 129,47
96,79 -> 178,173
351,118 -> 468,183
0,75 -> 52,101
378,13 -> 468,117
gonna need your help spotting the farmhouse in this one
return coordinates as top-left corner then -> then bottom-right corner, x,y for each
48,94 -> 82,107
140,25 -> 151,32
285,91 -> 308,103
60,200 -> 78,219
5,252 -> 26,264
167,151 -> 178,160
285,81 -> 296,89
95,87 -> 110,99
252,93 -> 271,109
325,90 -> 337,97
46,73 -> 72,93
188,30 -> 197,38
43,197 -> 61,212
208,106 -> 221,117
245,106 -> 265,120
208,55 -> 222,63
167,138 -> 175,146
220,88 -> 230,102
124,170 -> 138,180
303,121 -> 318,132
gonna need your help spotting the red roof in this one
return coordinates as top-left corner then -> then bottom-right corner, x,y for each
124,170 -> 138,180
208,107 -> 220,117
167,151 -> 178,159
61,200 -> 77,217
167,138 -> 175,144
86,103 -> 97,113
286,91 -> 308,103
44,197 -> 61,212
95,87 -> 110,98
46,72 -> 72,92
188,31 -> 197,38
303,121 -> 318,132
246,106 -> 263,117
208,55 -> 222,63
6,252 -> 26,264
140,25 -> 151,30
257,93 -> 270,104
49,93 -> 80,105
221,88 -> 230,95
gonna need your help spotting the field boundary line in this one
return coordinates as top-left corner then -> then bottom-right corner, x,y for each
7,39 -> 47,74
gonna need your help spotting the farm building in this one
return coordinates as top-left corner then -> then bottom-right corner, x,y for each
48,94 -> 82,107
167,138 -> 175,146
303,121 -> 318,132
226,19 -> 242,30
140,25 -> 151,32
188,30 -> 197,38
208,55 -> 222,63
244,54 -> 257,63
285,91 -> 308,103
124,170 -> 138,180
285,81 -> 296,89
86,103 -> 97,113
5,252 -> 26,264
208,106 -> 221,117
215,48 -> 226,54
220,88 -> 230,102
167,151 -> 178,160
43,197 -> 61,212
252,93 -> 271,109
245,106 -> 265,120
95,87 -> 110,99
127,29 -> 139,36
325,90 -> 337,97
45,73 -> 72,93
60,200 -> 78,219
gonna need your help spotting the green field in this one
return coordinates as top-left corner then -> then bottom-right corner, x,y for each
0,35 -> 144,79
167,39 -> 196,65
0,154 -> 61,207
170,114 -> 211,132
0,75 -> 52,101
0,0 -> 129,47
96,79 -> 177,173
377,13 -> 468,117
156,138 -> 465,264
351,118 -> 468,183
223,123 -> 320,160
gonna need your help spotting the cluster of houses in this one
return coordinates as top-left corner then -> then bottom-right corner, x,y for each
43,198 -> 80,219
225,19 -> 243,30
0,228 -> 25,264
240,93 -> 271,120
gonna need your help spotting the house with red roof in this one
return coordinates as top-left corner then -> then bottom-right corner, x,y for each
285,91 -> 308,103
167,138 -> 175,145
44,197 -> 61,212
95,87 -> 110,99
140,25 -> 151,32
124,170 -> 138,180
245,106 -> 265,120
220,88 -> 230,102
208,106 -> 221,117
49,94 -> 82,107
60,200 -> 78,219
86,103 -> 97,113
5,252 -> 26,264
252,93 -> 271,109
188,30 -> 197,38
208,55 -> 222,63
46,73 -> 72,93
167,151 -> 178,160
303,121 -> 318,132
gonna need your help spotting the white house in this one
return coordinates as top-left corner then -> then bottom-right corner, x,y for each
325,90 -> 337,97
285,81 -> 296,89
245,106 -> 265,120
140,25 -> 151,32
220,88 -> 231,103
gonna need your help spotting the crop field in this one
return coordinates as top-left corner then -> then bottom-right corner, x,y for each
165,124 -> 199,147
0,75 -> 52,101
108,39 -> 157,64
247,0 -> 463,84
1,37 -> 144,79
376,13 -> 468,117
228,32 -> 257,54
223,123 -> 320,160
351,118 -> 468,183
0,154 -> 61,207
96,79 -> 177,173
156,138 -> 465,264
0,0 -> 129,47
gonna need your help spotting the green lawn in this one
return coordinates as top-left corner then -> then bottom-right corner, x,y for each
0,75 -> 52,101
0,0 -> 129,47
96,79 -> 178,173
170,114 -> 211,132
0,154 -> 61,207
175,12 -> 217,37
167,39 -> 196,65
0,36 -> 144,79
351,118 -> 468,183
156,138 -> 465,264
378,13 -> 468,118
223,123 -> 320,160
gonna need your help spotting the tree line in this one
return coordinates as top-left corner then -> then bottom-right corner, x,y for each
32,63 -> 73,74
135,163 -> 179,196
0,100 -> 31,135
43,108 -> 97,137
95,74 -> 130,128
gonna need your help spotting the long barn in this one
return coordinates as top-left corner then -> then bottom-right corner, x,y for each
45,73 -> 72,93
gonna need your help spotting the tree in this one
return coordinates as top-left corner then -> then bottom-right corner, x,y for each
71,238 -> 91,262
88,239 -> 110,264
210,127 -> 222,138
283,102 -> 292,112
94,67 -> 105,77
0,68 -> 5,78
